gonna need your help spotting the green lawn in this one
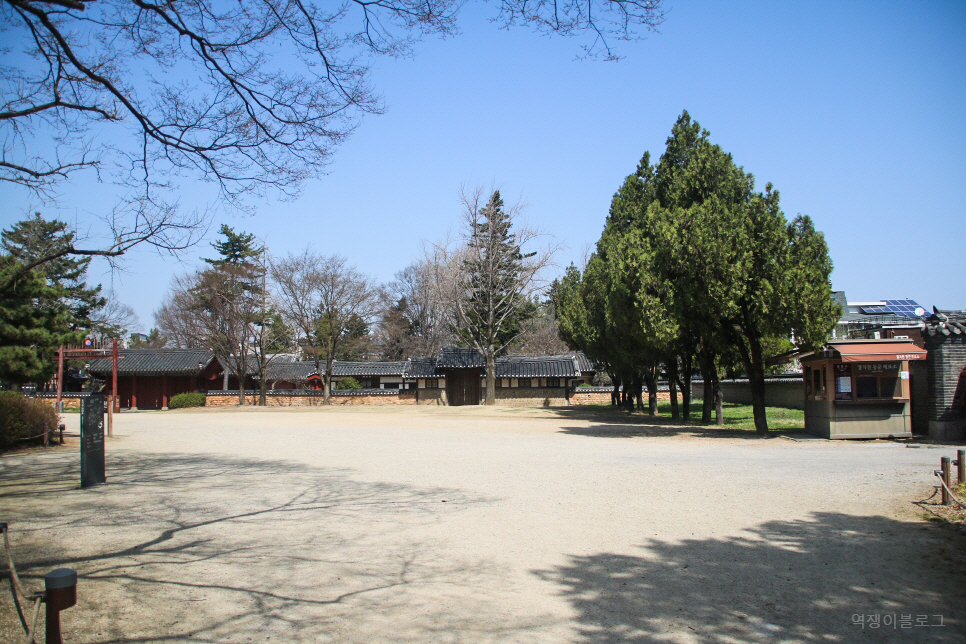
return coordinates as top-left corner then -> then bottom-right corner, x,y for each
577,400 -> 805,433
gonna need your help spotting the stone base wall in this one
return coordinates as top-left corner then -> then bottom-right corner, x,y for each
569,389 -> 613,405
568,388 -> 672,406
36,397 -> 83,410
493,387 -> 568,407
717,380 -> 804,410
326,393 -> 417,406
204,391 -> 417,407
417,389 -> 446,405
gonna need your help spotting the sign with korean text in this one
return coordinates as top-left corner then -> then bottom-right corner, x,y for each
834,363 -> 853,400
80,394 -> 106,488
854,362 -> 900,375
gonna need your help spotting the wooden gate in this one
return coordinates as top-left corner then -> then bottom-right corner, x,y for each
445,369 -> 482,406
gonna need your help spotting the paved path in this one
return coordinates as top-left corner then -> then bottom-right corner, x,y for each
2,406 -> 964,643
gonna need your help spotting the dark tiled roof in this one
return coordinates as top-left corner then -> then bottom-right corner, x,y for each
407,357 -> 442,378
436,346 -> 484,369
924,310 -> 966,337
494,355 -> 582,378
266,361 -> 317,382
535,352 -> 594,373
88,349 -> 216,376
331,361 -> 410,377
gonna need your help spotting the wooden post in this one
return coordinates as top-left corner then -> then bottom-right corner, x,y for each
43,568 -> 77,644
958,449 -> 965,486
941,457 -> 952,506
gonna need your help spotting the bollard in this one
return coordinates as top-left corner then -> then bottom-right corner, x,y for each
941,457 -> 952,506
958,450 -> 965,486
43,568 -> 76,644
58,423 -> 65,445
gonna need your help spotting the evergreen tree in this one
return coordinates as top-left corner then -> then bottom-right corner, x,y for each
191,226 -> 266,404
2,213 -> 106,336
455,190 -> 541,404
0,257 -> 80,385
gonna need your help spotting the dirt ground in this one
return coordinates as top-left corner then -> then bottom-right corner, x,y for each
2,405 -> 965,643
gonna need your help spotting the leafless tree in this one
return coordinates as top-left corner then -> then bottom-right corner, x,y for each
435,186 -> 558,404
380,260 -> 457,359
510,300 -> 569,355
271,249 -> 381,402
87,290 -> 140,341
156,269 -> 258,403
2,0 -> 663,283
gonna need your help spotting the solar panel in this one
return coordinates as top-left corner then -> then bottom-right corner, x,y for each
881,299 -> 924,317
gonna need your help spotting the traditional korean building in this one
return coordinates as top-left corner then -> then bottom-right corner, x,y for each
88,349 -> 222,410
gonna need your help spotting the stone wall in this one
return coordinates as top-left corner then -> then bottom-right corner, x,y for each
493,387 -> 568,407
416,389 -> 445,405
205,390 -> 417,407
34,394 -> 84,410
568,388 -> 613,405
717,378 -> 804,410
925,333 -> 966,440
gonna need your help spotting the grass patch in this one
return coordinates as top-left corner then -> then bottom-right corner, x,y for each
573,400 -> 804,433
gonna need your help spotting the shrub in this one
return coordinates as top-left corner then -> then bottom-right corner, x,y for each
0,391 -> 60,450
577,383 -> 592,388
335,377 -> 363,390
169,392 -> 206,409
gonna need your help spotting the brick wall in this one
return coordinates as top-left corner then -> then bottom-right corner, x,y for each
567,387 -> 672,406
205,390 -> 417,407
925,334 -> 966,439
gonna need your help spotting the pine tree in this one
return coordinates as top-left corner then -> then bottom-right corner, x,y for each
456,190 -> 539,404
1,213 -> 106,335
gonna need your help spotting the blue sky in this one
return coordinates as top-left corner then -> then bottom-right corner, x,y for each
2,0 -> 964,331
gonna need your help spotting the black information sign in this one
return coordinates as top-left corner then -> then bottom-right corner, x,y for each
80,394 -> 106,488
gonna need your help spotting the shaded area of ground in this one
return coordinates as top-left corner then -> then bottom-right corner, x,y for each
535,511 -> 966,643
1,449 -> 507,643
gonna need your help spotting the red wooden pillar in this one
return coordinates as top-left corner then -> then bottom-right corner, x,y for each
131,376 -> 138,410
162,375 -> 169,410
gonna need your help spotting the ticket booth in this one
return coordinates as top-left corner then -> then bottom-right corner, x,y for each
800,340 -> 927,439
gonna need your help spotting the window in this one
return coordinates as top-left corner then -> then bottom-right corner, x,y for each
518,378 -> 531,388
547,377 -> 560,388
424,378 -> 439,389
856,377 -> 878,399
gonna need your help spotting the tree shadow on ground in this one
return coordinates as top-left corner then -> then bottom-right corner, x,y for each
549,406 -> 785,439
0,449 -> 516,643
534,511 -> 966,643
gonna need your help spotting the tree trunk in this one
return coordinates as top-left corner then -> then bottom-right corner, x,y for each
729,316 -> 769,435
611,375 -> 620,407
634,377 -> 644,413
484,348 -> 496,405
667,360 -> 679,420
643,368 -> 658,416
715,383 -> 723,425
323,360 -> 332,404
259,366 -> 268,406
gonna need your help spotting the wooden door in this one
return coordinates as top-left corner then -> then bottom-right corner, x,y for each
445,369 -> 481,406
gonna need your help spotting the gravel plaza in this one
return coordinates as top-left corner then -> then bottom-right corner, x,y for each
2,405 -> 965,643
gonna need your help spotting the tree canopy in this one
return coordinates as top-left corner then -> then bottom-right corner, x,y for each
554,111 -> 838,432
